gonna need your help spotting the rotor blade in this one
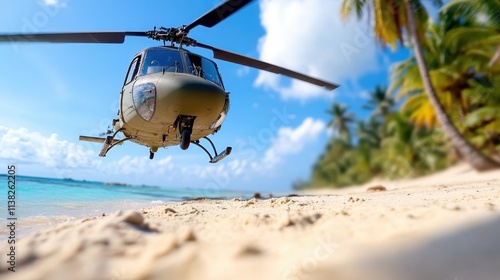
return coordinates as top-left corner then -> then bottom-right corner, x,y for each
184,0 -> 254,31
197,42 -> 339,91
0,31 -> 147,44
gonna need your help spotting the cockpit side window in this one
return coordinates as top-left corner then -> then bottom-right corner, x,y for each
185,53 -> 224,88
141,49 -> 185,75
124,56 -> 141,85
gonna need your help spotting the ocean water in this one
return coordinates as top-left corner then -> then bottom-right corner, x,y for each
0,174 -> 252,236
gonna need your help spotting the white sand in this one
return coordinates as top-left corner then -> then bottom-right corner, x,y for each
1,163 -> 499,280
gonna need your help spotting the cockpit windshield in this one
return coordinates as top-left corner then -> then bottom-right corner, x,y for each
141,49 -> 185,75
140,48 -> 224,88
185,53 -> 224,88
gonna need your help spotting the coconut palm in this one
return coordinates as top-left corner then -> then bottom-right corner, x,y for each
391,6 -> 500,132
463,76 -> 500,160
443,0 -> 500,66
357,119 -> 380,146
390,12 -> 496,127
441,0 -> 500,67
363,85 -> 395,119
380,112 -> 449,178
326,103 -> 355,144
443,0 -> 500,26
310,138 -> 356,187
341,0 -> 500,170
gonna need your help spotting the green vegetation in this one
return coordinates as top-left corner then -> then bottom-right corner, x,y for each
297,0 -> 500,189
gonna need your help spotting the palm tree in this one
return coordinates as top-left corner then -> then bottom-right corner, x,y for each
363,85 -> 395,119
390,12 -> 496,126
326,103 -> 355,144
310,138 -> 356,187
463,76 -> 500,160
357,118 -> 382,147
380,112 -> 449,178
443,0 -> 500,66
341,0 -> 500,170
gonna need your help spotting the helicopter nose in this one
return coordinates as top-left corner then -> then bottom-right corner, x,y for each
155,74 -> 227,120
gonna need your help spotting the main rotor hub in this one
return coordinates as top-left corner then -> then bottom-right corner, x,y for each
146,26 -> 198,47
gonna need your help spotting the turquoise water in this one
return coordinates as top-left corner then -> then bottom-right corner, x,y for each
0,174 -> 252,219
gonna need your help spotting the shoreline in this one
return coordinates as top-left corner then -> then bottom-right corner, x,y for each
1,163 -> 499,279
0,199 -> 164,238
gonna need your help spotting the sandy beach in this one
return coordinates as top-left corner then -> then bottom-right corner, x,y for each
1,163 -> 499,280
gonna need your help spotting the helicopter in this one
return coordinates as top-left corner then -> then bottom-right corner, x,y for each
0,0 -> 338,163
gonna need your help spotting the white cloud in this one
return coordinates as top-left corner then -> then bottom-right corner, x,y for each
226,158 -> 248,176
359,90 -> 371,100
0,126 -> 173,176
256,0 -> 379,101
236,66 -> 250,77
0,126 -> 97,169
0,122 -> 323,190
179,157 -> 247,182
177,117 -> 326,187
107,155 -> 174,175
43,0 -> 67,7
257,117 -> 326,169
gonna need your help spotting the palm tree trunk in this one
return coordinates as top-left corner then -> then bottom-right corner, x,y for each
488,46 -> 500,67
403,0 -> 500,171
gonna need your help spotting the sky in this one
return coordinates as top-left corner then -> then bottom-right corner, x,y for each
0,0 -> 412,193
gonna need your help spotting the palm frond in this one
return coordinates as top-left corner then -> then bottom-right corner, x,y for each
464,107 -> 500,128
444,27 -> 500,52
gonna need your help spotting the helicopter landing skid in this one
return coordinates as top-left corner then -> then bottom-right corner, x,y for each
97,132 -> 132,157
79,132 -> 131,157
191,137 -> 232,163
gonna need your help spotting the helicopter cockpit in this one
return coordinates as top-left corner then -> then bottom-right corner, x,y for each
141,48 -> 185,75
140,47 -> 224,88
184,52 -> 224,87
